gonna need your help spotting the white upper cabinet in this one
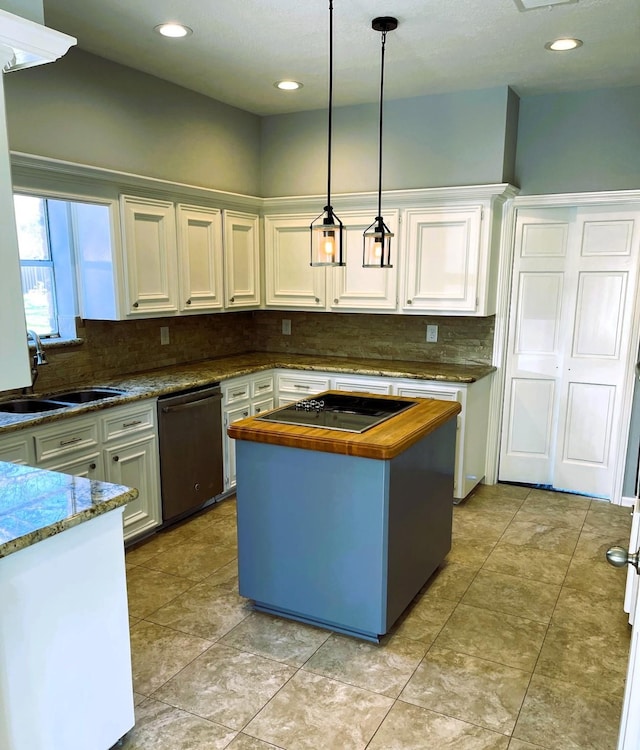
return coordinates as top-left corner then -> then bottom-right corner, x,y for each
263,210 -> 399,312
328,210 -> 399,312
177,204 -> 224,312
120,195 -> 178,315
401,205 -> 484,315
263,213 -> 326,309
223,210 -> 261,309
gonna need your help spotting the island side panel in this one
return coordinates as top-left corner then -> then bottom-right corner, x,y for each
386,419 -> 456,629
0,509 -> 134,750
235,441 -> 389,639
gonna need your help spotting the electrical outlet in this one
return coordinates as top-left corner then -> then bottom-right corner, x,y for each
160,326 -> 170,345
282,319 -> 291,335
426,324 -> 438,343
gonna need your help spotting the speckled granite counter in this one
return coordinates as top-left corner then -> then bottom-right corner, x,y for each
0,352 -> 494,434
0,461 -> 138,558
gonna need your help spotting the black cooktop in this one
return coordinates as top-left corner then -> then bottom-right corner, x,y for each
255,393 -> 415,433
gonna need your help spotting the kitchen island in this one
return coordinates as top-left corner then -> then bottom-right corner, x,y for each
229,392 -> 461,641
0,461 -> 138,750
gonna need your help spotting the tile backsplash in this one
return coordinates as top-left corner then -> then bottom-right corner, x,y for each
23,310 -> 494,393
252,311 -> 494,366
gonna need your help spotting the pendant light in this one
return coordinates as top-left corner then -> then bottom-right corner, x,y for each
363,16 -> 397,268
310,0 -> 344,267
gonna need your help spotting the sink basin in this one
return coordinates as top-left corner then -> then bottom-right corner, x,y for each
52,388 -> 126,403
0,398 -> 68,414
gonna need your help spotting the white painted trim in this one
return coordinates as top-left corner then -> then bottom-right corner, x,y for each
0,9 -> 75,71
485,197 -> 519,484
514,190 -> 640,207
622,495 -> 636,509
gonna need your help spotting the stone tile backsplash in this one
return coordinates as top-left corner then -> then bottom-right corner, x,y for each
252,311 -> 494,366
21,311 -> 493,394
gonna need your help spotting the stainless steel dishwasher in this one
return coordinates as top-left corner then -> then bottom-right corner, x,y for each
157,384 -> 224,524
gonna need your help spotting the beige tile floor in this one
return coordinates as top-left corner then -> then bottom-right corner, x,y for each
120,483 -> 632,750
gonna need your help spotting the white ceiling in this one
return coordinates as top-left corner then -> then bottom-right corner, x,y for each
42,0 -> 640,116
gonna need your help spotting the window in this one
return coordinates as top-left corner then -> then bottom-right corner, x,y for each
14,195 -> 59,336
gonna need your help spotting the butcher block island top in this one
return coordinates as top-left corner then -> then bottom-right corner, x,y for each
228,391 -> 462,461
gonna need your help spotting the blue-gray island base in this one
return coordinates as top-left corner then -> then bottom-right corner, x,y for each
235,418 -> 456,642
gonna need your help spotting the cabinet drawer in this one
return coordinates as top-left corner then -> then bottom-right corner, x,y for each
101,403 -> 155,442
332,376 -> 393,395
394,384 -> 461,403
34,419 -> 99,462
251,375 -> 274,398
252,397 -> 275,416
223,379 -> 251,404
278,373 -> 331,396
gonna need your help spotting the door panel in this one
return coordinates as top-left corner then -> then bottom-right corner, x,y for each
500,204 -> 640,499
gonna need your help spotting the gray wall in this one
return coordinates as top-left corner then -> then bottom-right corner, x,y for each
0,0 -> 43,23
260,87 -> 517,197
515,86 -> 640,195
4,49 -> 262,195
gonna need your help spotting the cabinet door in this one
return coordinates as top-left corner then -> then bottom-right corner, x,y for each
0,433 -> 34,465
223,402 -> 251,490
177,204 -> 224,312
329,211 -> 399,312
252,397 -> 275,417
104,434 -> 160,542
401,206 -> 482,314
223,210 -> 261,309
120,195 -> 178,315
264,214 -> 325,309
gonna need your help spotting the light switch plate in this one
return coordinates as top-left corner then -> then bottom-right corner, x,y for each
160,326 -> 170,345
282,319 -> 291,335
426,324 -> 438,343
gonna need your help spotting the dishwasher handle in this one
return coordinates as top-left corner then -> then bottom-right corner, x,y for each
160,392 -> 222,415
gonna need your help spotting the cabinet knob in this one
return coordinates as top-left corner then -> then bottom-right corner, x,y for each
230,296 -> 235,303
334,298 -> 338,304
243,411 -> 249,417
407,299 -> 412,305
186,299 -> 192,305
133,302 -> 139,309
89,463 -> 96,470
113,455 -> 119,462
315,297 -> 320,303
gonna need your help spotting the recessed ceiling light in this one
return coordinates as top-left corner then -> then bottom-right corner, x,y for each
545,37 -> 583,51
274,80 -> 303,91
154,23 -> 193,38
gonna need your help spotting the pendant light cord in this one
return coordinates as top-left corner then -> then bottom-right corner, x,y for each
376,27 -> 387,220
326,0 -> 334,211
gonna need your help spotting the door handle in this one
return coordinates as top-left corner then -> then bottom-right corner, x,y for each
606,545 -> 640,574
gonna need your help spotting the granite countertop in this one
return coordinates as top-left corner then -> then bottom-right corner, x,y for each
0,352 -> 494,434
0,461 -> 138,559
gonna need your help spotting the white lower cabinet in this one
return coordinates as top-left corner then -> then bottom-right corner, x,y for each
0,400 -> 161,543
222,372 -> 275,490
392,376 -> 492,499
272,368 -> 492,501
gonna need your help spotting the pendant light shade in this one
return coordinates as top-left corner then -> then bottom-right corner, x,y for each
311,0 -> 345,267
363,16 -> 397,268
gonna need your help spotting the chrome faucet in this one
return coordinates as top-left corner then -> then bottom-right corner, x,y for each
26,329 -> 48,390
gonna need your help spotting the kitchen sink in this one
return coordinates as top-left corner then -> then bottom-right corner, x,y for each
0,388 -> 127,414
0,398 -> 69,414
52,388 -> 126,403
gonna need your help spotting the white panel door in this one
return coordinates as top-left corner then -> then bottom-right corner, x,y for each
264,214 -> 325,309
177,204 -> 224,312
500,208 -> 571,484
329,211 -> 399,311
554,209 -> 639,496
500,205 -> 640,499
223,210 -> 260,309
